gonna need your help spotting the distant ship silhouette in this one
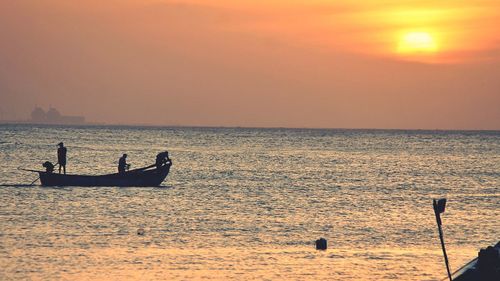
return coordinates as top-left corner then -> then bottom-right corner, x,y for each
30,107 -> 85,125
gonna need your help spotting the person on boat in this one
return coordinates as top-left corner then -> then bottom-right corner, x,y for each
57,142 -> 67,174
155,151 -> 171,169
42,161 -> 55,173
118,154 -> 130,173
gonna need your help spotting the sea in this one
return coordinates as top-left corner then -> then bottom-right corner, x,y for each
0,124 -> 498,280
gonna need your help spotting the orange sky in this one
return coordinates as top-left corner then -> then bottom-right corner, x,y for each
0,0 -> 499,129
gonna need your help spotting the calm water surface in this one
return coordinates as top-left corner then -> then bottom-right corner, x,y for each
0,125 -> 499,280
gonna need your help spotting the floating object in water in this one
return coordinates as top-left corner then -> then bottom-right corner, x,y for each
137,228 -> 145,236
316,238 -> 327,250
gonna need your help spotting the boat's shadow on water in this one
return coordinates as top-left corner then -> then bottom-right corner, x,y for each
0,184 -> 38,188
118,185 -> 175,189
39,186 -> 75,191
0,184 -> 174,190
155,185 -> 174,189
46,185 -> 175,190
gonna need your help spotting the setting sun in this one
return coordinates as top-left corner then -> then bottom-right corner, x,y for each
398,31 -> 438,54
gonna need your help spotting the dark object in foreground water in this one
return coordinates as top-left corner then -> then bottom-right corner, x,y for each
452,242 -> 500,281
27,161 -> 172,187
432,199 -> 500,281
316,238 -> 327,250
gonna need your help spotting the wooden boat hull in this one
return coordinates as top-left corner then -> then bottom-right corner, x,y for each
38,163 -> 171,187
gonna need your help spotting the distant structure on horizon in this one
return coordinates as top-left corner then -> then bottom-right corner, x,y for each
30,107 -> 85,125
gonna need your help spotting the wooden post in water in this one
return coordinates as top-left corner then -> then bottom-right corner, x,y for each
433,198 -> 452,281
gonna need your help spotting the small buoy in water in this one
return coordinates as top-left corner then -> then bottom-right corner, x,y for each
137,228 -> 145,236
316,238 -> 327,250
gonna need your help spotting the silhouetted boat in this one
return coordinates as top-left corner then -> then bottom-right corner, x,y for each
34,162 -> 172,187
432,198 -> 499,281
451,241 -> 500,281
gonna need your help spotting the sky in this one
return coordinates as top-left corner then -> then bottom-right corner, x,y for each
0,0 -> 499,129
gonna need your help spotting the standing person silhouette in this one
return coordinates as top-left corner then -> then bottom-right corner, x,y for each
57,142 -> 67,174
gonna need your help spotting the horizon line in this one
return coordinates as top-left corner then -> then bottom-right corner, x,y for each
0,121 -> 499,132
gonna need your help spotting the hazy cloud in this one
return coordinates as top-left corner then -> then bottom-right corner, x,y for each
0,0 -> 499,129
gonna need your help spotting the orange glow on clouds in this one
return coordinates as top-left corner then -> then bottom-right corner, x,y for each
1,0 -> 499,129
347,4 -> 500,63
186,0 -> 500,63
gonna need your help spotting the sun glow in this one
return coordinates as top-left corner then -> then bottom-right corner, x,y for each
398,31 -> 438,54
